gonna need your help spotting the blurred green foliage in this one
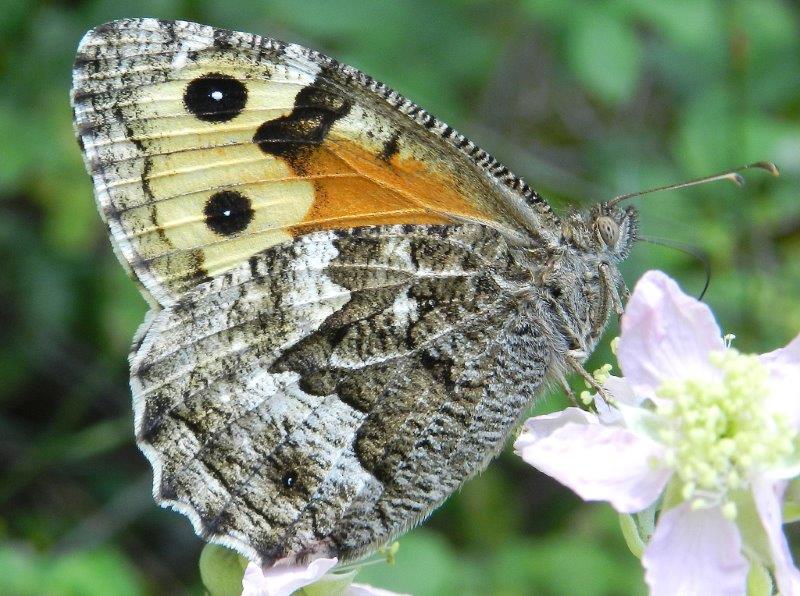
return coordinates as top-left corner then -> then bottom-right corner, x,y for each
1,0 -> 798,594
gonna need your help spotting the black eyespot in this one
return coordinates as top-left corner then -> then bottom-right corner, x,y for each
281,470 -> 297,488
204,190 -> 254,236
184,73 -> 247,122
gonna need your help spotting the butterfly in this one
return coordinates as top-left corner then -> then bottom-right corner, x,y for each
71,19 -> 637,566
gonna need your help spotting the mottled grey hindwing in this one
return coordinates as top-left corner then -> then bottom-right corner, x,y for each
131,224 -> 553,564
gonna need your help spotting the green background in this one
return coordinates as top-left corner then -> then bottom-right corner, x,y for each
1,0 -> 798,594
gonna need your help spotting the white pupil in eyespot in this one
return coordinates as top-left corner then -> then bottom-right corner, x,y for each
223,209 -> 231,217
211,90 -> 224,101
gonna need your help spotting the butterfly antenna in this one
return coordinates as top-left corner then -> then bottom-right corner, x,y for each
607,161 -> 779,207
640,235 -> 711,300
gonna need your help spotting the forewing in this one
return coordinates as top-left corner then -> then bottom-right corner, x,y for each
132,224 -> 551,564
71,19 -> 559,306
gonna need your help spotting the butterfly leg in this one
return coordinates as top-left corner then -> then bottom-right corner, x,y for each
589,264 -> 622,338
619,279 -> 631,304
565,352 -> 611,403
557,374 -> 580,407
599,262 -> 626,317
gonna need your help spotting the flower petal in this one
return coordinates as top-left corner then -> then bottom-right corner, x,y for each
751,478 -> 800,596
515,410 -> 670,513
643,503 -> 748,596
761,332 -> 800,369
591,376 -> 643,425
604,375 -> 643,406
618,270 -> 724,398
516,407 -> 598,441
761,333 -> 800,430
348,583 -> 409,595
593,393 -> 623,425
242,557 -> 338,596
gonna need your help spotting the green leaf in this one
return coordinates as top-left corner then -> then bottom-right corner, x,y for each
48,549 -> 143,596
782,477 -> 800,523
0,546 -> 144,596
619,514 -> 645,559
628,0 -> 720,50
490,527 -> 645,595
567,11 -> 642,104
300,569 -> 358,596
733,489 -> 772,568
0,545 -> 41,594
675,86 -> 736,174
438,465 -> 520,551
199,543 -> 248,596
746,558 -> 773,596
353,530 -> 463,596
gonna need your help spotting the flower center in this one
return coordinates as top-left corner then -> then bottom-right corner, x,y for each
655,348 -> 795,517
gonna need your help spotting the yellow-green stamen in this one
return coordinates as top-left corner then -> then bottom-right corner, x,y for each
655,349 -> 795,516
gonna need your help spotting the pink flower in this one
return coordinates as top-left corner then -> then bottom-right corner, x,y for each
515,270 -> 800,595
241,557 -> 406,596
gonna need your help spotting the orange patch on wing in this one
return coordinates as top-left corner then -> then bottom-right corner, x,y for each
290,138 -> 488,236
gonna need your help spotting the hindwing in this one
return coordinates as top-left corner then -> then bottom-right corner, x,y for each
131,224 -> 551,563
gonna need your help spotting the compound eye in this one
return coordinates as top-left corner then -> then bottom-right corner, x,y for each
596,216 -> 620,247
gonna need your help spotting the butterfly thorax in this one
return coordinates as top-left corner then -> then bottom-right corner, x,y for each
516,203 -> 637,362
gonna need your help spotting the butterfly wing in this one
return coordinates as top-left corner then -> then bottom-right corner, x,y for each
71,18 -> 559,307
72,19 -> 561,564
132,223 -> 550,564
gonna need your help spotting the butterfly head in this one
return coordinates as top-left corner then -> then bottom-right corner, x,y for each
561,204 -> 638,261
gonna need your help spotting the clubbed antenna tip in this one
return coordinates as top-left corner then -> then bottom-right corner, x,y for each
607,161 -> 780,207
752,161 -> 780,176
728,172 -> 745,187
